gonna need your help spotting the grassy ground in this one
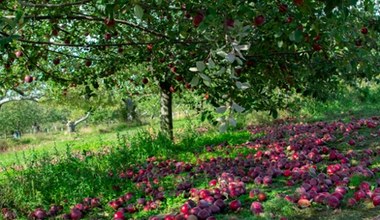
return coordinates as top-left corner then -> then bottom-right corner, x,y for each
0,117 -> 207,170
0,83 -> 379,220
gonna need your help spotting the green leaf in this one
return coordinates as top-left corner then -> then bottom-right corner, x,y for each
236,81 -> 250,90
289,30 -> 303,43
207,58 -> 215,69
216,67 -> 226,76
277,40 -> 284,48
199,73 -> 211,86
219,122 -> 227,133
134,5 -> 144,20
217,50 -> 228,57
228,117 -> 237,127
232,102 -> 245,113
196,61 -> 206,72
216,106 -> 227,114
226,53 -> 236,63
190,76 -> 200,86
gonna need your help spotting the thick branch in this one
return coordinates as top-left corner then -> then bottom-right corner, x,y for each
5,14 -> 169,39
73,111 -> 91,126
18,38 -> 206,48
19,38 -> 155,48
19,0 -> 92,8
0,95 -> 39,107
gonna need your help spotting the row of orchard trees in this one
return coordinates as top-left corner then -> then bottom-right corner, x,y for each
0,101 -> 68,137
0,0 -> 379,140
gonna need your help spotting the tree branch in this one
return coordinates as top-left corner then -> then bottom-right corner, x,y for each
19,0 -> 92,8
18,38 -> 154,47
18,38 -> 208,48
73,111 -> 91,126
0,94 -> 40,107
5,14 -> 169,39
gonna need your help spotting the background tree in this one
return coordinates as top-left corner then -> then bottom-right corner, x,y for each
0,101 -> 67,135
0,0 -> 379,139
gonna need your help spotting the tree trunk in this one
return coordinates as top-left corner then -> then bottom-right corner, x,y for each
67,121 -> 76,133
160,84 -> 173,141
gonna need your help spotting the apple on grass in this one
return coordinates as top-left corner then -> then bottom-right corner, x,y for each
229,200 -> 241,211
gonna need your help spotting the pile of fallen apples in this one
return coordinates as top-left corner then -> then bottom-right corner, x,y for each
2,117 -> 380,220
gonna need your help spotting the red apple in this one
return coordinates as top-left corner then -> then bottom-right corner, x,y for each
147,44 -> 153,51
114,211 -> 125,220
142,78 -> 149,84
197,209 -> 210,219
53,58 -> 60,65
348,139 -> 356,146
169,86 -> 175,93
164,215 -> 175,220
170,66 -> 177,73
33,209 -> 47,219
258,192 -> 267,201
105,33 -> 112,40
313,43 -> 322,51
283,169 -> 292,177
359,181 -> 371,191
209,179 -> 217,186
297,199 -> 311,208
373,196 -> 380,206
52,29 -> 59,36
361,27 -> 368,34
225,18 -> 234,27
70,208 -> 82,220
254,15 -> 265,26
104,18 -> 116,27
250,202 -> 263,214
15,50 -> 23,58
229,200 -> 241,211
180,204 -> 191,214
24,75 -> 33,83
327,196 -> 340,208
85,60 -> 92,67
286,16 -> 293,23
175,75 -> 184,82
109,200 -> 122,210
91,198 -> 100,207
279,4 -> 288,13
347,198 -> 357,207
354,190 -> 366,201
193,13 -> 204,27
293,0 -> 304,6
185,82 -> 191,89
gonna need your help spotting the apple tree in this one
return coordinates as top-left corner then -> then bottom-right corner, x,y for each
0,0 -> 379,139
